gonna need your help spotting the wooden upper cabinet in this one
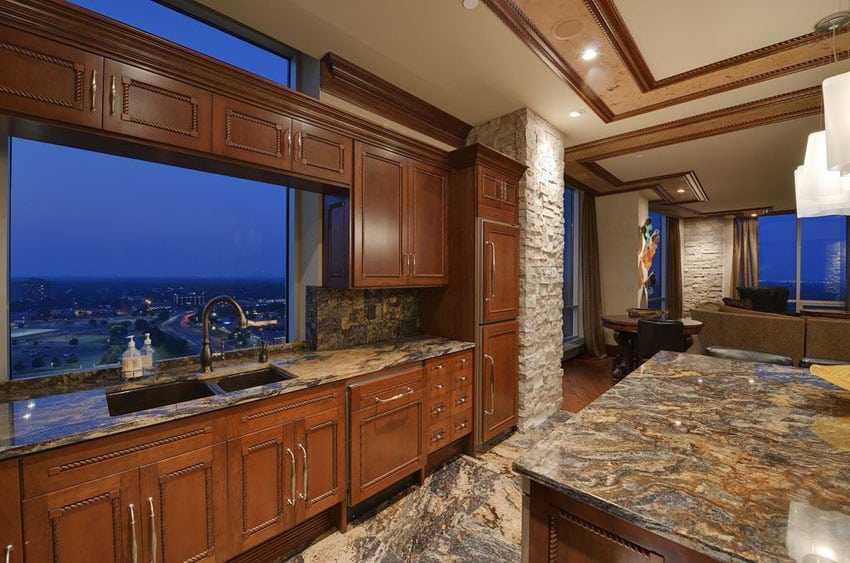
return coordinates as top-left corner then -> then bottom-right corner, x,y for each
103,59 -> 211,152
478,166 -> 518,223
482,221 -> 520,323
0,24 -> 103,129
212,94 -> 291,169
408,161 -> 448,286
480,320 -> 519,443
352,142 -> 408,287
291,119 -> 352,185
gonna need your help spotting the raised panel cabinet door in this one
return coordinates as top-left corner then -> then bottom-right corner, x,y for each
352,142 -> 408,287
481,221 -> 520,323
477,167 -> 518,223
297,407 -> 344,521
322,194 -> 350,288
480,321 -> 519,443
408,161 -> 448,286
227,425 -> 296,553
291,119 -> 353,185
22,470 -> 139,563
139,444 -> 227,563
212,95 -> 291,169
0,460 -> 22,563
0,24 -> 103,129
103,59 -> 211,152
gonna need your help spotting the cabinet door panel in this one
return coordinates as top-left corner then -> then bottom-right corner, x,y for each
227,425 -> 294,552
0,25 -> 102,128
298,408 -> 343,520
23,470 -> 138,563
408,162 -> 448,286
0,459 -> 22,563
103,60 -> 211,152
323,194 -> 350,288
292,120 -> 352,185
352,143 -> 407,287
480,321 -> 519,442
482,221 -> 520,323
139,444 -> 225,563
212,95 -> 291,169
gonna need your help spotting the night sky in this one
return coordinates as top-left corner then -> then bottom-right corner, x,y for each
11,0 -> 291,280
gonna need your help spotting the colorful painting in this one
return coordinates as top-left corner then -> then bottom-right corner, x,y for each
637,217 -> 660,308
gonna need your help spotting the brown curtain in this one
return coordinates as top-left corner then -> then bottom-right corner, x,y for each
731,217 -> 759,294
665,217 -> 683,318
579,191 -> 606,358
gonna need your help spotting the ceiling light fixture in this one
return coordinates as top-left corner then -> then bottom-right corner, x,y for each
461,0 -> 479,9
568,110 -> 583,118
750,213 -> 758,217
580,48 -> 598,61
794,131 -> 850,217
676,188 -> 686,194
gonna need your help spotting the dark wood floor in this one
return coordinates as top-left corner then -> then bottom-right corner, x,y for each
562,355 -> 614,413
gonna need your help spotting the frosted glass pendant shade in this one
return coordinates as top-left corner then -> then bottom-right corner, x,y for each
794,131 -> 850,217
823,70 -> 850,176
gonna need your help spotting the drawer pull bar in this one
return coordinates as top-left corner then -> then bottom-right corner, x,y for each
4,544 -> 12,563
286,448 -> 297,506
147,497 -> 157,563
431,430 -> 445,442
129,504 -> 138,563
297,443 -> 308,501
374,387 -> 413,404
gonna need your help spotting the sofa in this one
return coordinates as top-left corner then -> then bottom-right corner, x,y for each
690,303 -> 806,366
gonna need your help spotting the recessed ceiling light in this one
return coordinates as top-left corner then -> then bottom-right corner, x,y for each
462,0 -> 479,9
580,48 -> 598,61
568,110 -> 583,118
750,213 -> 758,217
676,188 -> 686,193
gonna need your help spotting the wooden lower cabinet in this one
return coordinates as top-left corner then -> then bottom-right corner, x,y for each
23,444 -> 226,563
0,460 -> 23,563
480,321 -> 519,443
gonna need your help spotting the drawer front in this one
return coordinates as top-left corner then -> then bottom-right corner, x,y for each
426,396 -> 450,424
427,421 -> 451,454
23,414 -> 218,498
349,364 -> 424,414
451,386 -> 473,413
426,361 -> 450,398
451,410 -> 473,441
236,383 -> 343,435
451,351 -> 473,389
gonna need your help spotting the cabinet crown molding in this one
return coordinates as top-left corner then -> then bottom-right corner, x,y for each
448,143 -> 527,179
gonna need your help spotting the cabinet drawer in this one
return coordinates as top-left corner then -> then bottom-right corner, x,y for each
427,421 -> 451,454
22,414 -> 219,498
349,363 -> 424,414
235,383 -> 343,435
451,410 -> 473,441
451,387 -> 472,413
426,360 -> 450,398
426,396 -> 450,424
451,351 -> 473,389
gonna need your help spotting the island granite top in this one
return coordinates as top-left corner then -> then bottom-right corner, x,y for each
514,351 -> 850,563
0,336 -> 473,460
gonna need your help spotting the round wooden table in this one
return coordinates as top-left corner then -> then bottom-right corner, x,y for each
601,315 -> 703,383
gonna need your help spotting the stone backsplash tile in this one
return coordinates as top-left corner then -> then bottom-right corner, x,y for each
306,287 -> 420,350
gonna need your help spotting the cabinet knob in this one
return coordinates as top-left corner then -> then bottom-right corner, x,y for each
456,420 -> 468,431
431,430 -> 445,442
456,395 -> 468,406
432,404 -> 444,415
433,383 -> 444,390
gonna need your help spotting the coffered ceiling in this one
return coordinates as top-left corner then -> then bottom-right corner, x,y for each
195,0 -> 850,216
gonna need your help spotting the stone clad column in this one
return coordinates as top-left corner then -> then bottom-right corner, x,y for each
468,108 -> 565,429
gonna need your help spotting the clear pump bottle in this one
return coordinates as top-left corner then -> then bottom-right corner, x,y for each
142,332 -> 155,373
121,335 -> 143,379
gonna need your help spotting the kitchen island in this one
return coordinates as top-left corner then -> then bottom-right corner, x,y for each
515,351 -> 850,562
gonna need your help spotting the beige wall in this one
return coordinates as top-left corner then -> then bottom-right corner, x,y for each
595,192 -> 648,345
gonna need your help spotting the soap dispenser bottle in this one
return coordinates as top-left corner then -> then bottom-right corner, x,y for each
142,332 -> 155,373
121,335 -> 143,379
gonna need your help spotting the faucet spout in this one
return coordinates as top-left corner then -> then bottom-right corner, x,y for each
199,295 -> 248,372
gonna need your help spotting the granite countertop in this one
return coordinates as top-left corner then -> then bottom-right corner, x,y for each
0,336 -> 473,460
514,351 -> 850,562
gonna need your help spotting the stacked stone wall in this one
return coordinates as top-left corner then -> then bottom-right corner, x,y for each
682,217 -> 727,314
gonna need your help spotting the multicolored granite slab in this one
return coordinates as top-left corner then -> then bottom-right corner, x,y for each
0,336 -> 473,459
514,351 -> 850,562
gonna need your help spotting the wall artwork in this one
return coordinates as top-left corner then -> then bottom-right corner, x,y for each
637,217 -> 660,308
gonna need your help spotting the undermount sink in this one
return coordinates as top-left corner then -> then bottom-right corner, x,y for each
210,366 -> 292,393
105,379 -> 215,416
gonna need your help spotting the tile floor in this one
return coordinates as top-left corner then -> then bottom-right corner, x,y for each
284,411 -> 572,563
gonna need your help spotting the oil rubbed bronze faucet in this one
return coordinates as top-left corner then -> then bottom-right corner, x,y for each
199,296 -> 248,372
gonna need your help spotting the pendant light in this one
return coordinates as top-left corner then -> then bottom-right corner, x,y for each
795,131 -> 850,217
824,70 -> 850,176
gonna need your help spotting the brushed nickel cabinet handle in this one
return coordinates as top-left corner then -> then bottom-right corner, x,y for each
297,443 -> 308,501
286,128 -> 292,160
147,497 -> 157,563
128,504 -> 138,563
484,241 -> 496,303
456,419 -> 468,430
109,75 -> 116,116
483,354 -> 495,415
296,131 -> 303,162
456,395 -> 468,406
4,544 -> 12,563
432,403 -> 444,415
286,448 -> 296,506
431,430 -> 445,442
90,69 -> 97,111
375,387 -> 414,403
433,383 -> 444,390
412,254 -> 416,276
457,375 -> 467,383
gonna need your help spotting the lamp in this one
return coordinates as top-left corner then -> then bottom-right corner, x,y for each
794,131 -> 850,217
823,70 -> 850,176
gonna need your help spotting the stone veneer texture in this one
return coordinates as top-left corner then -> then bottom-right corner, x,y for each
305,287 -> 419,350
468,108 -> 565,430
682,217 -> 727,315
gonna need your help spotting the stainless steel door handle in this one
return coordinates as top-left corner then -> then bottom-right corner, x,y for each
286,448 -> 297,506
4,544 -> 12,563
483,354 -> 495,415
147,497 -> 157,563
297,443 -> 308,501
484,241 -> 496,303
129,504 -> 138,563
